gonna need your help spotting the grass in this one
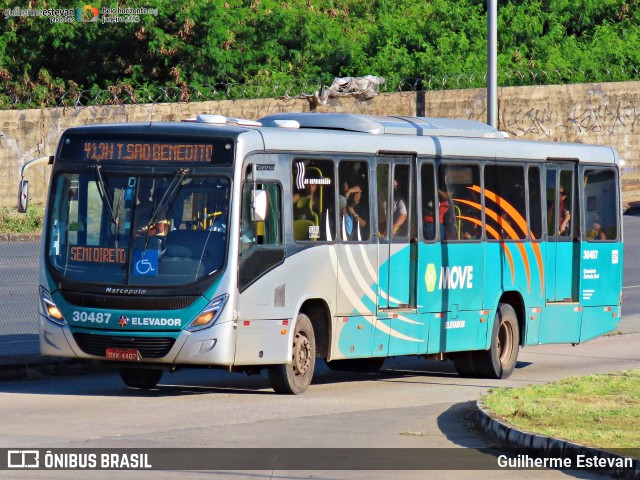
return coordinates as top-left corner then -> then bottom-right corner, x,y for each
481,369 -> 640,452
0,202 -> 44,235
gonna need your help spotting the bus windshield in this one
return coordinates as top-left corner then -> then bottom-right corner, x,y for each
47,170 -> 230,287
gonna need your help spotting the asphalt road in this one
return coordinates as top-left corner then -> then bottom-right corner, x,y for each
1,333 -> 638,479
621,212 -> 640,331
0,241 -> 39,356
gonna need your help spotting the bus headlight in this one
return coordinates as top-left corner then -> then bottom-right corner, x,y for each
40,287 -> 66,326
187,294 -> 228,332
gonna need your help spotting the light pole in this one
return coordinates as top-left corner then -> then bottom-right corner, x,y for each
487,0 -> 498,128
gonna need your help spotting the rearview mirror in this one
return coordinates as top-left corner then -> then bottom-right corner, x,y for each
251,189 -> 267,222
17,179 -> 29,213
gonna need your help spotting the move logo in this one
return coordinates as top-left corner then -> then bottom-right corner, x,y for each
425,263 -> 474,291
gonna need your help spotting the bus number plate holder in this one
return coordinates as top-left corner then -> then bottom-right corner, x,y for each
105,348 -> 141,362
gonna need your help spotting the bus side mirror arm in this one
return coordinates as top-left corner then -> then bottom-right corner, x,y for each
17,155 -> 53,213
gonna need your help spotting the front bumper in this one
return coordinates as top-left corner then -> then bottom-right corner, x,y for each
39,315 -> 237,366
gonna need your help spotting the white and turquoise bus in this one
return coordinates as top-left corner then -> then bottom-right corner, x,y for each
19,113 -> 624,394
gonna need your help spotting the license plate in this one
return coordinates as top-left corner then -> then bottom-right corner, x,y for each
105,348 -> 141,362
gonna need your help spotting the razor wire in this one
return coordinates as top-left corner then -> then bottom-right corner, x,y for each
1,66 -> 639,110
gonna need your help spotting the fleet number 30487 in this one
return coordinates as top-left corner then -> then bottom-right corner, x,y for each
71,311 -> 112,323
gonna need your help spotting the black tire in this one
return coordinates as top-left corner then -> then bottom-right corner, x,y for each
119,367 -> 163,389
268,313 -> 316,394
326,357 -> 385,373
475,303 -> 520,379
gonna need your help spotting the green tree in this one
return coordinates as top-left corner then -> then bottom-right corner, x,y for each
1,0 -> 639,108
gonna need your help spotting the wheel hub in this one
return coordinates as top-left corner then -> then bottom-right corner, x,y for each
292,332 -> 311,375
498,322 -> 512,363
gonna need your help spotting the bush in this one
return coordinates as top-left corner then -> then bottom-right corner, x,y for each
0,202 -> 44,235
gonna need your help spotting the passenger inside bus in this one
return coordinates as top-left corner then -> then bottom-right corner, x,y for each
292,182 -> 320,241
340,162 -> 367,196
587,213 -> 606,240
437,189 -> 457,240
423,201 -> 436,239
392,178 -> 408,236
558,186 -> 571,236
292,161 -> 337,241
292,183 -> 319,223
499,212 -> 515,239
341,184 -> 368,240
460,189 -> 481,240
135,179 -> 170,238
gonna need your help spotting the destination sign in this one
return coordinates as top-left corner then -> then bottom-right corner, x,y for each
69,245 -> 127,264
82,141 -> 214,162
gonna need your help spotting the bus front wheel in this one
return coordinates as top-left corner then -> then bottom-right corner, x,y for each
119,367 -> 163,389
268,313 -> 316,394
476,303 -> 520,379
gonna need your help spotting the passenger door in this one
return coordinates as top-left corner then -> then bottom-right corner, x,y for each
541,164 -> 582,343
545,165 -> 580,303
376,158 -> 413,309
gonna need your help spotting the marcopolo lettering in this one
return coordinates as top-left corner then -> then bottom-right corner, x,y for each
105,287 -> 147,295
256,164 -> 275,171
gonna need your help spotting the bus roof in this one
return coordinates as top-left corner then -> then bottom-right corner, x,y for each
259,113 -> 503,138
60,114 -> 621,166
255,113 -> 620,165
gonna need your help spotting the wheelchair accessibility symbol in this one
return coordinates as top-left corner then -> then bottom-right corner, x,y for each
133,250 -> 159,276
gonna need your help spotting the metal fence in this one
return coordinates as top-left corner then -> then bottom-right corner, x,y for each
0,241 -> 40,360
1,66 -> 639,109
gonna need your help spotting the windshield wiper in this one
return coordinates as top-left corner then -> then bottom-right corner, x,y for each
143,168 -> 189,249
91,165 -> 119,226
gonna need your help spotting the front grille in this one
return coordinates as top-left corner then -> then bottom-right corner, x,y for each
73,333 -> 176,359
61,291 -> 198,311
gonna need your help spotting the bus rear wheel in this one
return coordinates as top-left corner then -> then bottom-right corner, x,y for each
119,367 -> 163,389
268,313 -> 316,395
475,303 -> 520,379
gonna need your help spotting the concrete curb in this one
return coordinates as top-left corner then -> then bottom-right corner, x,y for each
0,233 -> 41,242
475,400 -> 640,479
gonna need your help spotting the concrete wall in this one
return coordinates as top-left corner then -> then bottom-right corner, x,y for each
1,81 -> 638,206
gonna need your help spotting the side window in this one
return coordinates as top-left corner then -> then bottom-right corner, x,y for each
421,163 -> 436,241
239,182 -> 285,291
240,182 -> 282,258
292,159 -> 336,241
339,160 -> 369,242
584,169 -> 618,241
438,163 -> 481,241
392,165 -> 410,237
528,166 -> 543,240
559,170 -> 574,238
376,164 -> 389,239
484,165 -> 526,240
546,170 -> 557,237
